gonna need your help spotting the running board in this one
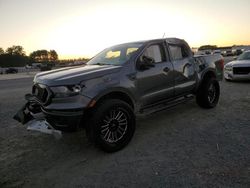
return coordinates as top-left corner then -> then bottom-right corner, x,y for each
139,95 -> 194,116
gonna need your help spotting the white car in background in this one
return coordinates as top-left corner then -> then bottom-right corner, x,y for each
224,50 -> 250,81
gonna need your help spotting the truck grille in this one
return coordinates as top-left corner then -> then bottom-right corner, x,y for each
233,67 -> 250,75
32,84 -> 49,103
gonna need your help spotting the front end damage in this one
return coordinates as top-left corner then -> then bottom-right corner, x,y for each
13,83 -> 92,138
13,94 -> 63,139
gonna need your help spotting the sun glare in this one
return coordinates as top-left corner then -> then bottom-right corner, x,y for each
44,3 -> 207,59
1,1 -> 249,59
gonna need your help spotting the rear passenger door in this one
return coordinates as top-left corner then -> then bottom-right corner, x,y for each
168,43 -> 196,95
136,42 -> 174,106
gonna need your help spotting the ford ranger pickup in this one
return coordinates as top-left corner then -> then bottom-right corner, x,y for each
14,38 -> 224,152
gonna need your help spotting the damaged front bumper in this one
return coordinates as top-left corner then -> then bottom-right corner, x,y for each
13,101 -> 62,139
13,93 -> 90,138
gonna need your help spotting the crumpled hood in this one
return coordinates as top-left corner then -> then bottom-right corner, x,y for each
34,65 -> 122,86
226,60 -> 250,67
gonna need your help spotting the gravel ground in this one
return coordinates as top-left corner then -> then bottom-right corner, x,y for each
0,72 -> 38,81
0,75 -> 250,187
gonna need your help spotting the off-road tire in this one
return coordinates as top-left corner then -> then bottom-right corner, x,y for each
86,99 -> 135,152
196,77 -> 220,108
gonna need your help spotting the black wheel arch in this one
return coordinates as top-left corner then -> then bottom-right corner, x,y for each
202,70 -> 217,80
92,89 -> 135,110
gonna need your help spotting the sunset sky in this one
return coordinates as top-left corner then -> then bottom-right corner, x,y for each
1,0 -> 250,59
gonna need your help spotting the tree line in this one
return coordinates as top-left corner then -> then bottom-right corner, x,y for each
198,45 -> 218,51
0,45 -> 58,67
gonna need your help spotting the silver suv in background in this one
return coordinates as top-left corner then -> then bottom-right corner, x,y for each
224,50 -> 250,81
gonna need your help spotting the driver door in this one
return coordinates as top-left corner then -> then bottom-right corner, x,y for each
136,42 -> 174,107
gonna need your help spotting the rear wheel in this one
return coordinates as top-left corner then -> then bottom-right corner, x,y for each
196,77 -> 220,108
86,99 -> 135,152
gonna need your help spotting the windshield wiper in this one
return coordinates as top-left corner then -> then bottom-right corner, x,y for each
92,63 -> 116,66
92,63 -> 108,66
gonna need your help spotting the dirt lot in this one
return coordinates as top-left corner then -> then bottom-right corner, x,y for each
0,71 -> 38,81
0,76 -> 250,187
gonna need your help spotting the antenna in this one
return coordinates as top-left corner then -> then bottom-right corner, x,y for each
162,32 -> 165,38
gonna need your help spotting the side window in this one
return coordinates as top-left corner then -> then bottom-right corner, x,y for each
169,45 -> 182,60
169,44 -> 190,60
181,45 -> 189,58
143,44 -> 165,63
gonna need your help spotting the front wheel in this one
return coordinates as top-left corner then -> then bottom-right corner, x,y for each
86,99 -> 135,152
196,77 -> 220,108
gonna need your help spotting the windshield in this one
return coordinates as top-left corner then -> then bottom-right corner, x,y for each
87,43 -> 142,66
237,51 -> 250,60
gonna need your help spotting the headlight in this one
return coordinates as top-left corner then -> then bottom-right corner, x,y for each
50,85 -> 83,98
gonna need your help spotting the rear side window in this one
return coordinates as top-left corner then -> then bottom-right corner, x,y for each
143,44 -> 165,63
169,44 -> 190,60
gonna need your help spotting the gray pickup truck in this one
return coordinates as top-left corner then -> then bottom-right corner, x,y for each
14,38 -> 224,152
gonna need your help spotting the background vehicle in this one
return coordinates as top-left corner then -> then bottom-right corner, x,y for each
5,67 -> 18,74
224,50 -> 250,81
222,50 -> 233,57
205,50 -> 211,55
40,63 -> 53,71
233,49 -> 242,56
213,50 -> 221,55
14,38 -> 224,152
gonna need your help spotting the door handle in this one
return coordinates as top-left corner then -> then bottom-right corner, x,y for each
163,67 -> 170,73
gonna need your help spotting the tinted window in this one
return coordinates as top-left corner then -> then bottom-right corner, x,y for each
143,45 -> 165,63
169,45 -> 182,60
169,44 -> 189,60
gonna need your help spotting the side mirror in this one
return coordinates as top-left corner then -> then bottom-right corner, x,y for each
137,55 -> 155,70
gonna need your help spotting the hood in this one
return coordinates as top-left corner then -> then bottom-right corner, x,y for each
226,60 -> 250,67
34,65 -> 122,86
